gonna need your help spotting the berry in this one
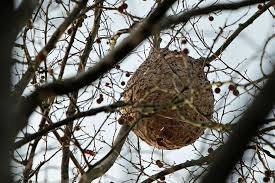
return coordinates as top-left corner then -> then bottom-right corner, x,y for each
95,38 -> 101,43
126,72 -> 131,77
115,65 -> 120,69
159,176 -> 165,181
84,149 -> 96,156
182,48 -> 189,55
74,125 -> 81,131
209,16 -> 214,21
181,39 -> 187,44
60,136 -> 67,143
67,27 -> 74,35
258,4 -> 263,10
121,81 -> 125,86
264,170 -> 272,177
96,98 -> 103,104
238,177 -> 244,183
118,3 -> 128,13
228,84 -> 235,91
118,118 -> 124,125
83,14 -> 88,19
207,147 -> 214,153
263,176 -> 270,182
156,160 -> 163,168
233,89 -> 239,96
121,3 -> 128,9
214,87 -> 221,94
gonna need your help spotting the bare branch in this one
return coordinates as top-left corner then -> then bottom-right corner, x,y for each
12,0 -> 89,98
15,0 -> 177,143
206,2 -> 273,63
79,124 -> 131,182
159,0 -> 270,30
202,69 -> 275,182
142,156 -> 211,183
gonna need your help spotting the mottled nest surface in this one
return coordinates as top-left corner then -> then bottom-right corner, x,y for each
119,49 -> 214,149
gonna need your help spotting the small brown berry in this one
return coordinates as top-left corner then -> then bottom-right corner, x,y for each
83,14 -> 88,19
95,38 -> 101,43
118,6 -> 124,13
159,176 -> 165,181
214,87 -> 221,93
96,98 -> 103,104
67,27 -> 74,35
84,149 -> 96,156
126,72 -> 131,77
121,81 -> 125,86
118,3 -> 128,13
264,170 -> 272,177
121,3 -> 128,9
258,4 -> 263,10
209,16 -> 214,21
115,65 -> 120,69
182,48 -> 189,55
156,160 -> 163,168
207,147 -> 214,153
233,89 -> 239,96
74,125 -> 81,131
228,84 -> 235,91
238,177 -> 244,183
60,136 -> 67,143
118,118 -> 124,125
181,39 -> 187,44
263,176 -> 270,182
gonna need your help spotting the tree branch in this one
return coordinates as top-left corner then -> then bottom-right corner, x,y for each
12,0 -> 88,98
201,69 -> 275,182
206,2 -> 273,63
15,0 -> 177,145
79,124 -> 131,182
159,0 -> 270,30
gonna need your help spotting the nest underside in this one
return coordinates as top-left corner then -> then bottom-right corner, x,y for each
120,49 -> 214,149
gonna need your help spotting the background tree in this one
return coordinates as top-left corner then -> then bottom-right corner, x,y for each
0,0 -> 274,182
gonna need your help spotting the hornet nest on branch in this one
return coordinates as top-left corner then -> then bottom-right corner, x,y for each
119,48 -> 214,149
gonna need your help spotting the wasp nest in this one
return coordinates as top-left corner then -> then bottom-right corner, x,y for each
119,48 -> 214,149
